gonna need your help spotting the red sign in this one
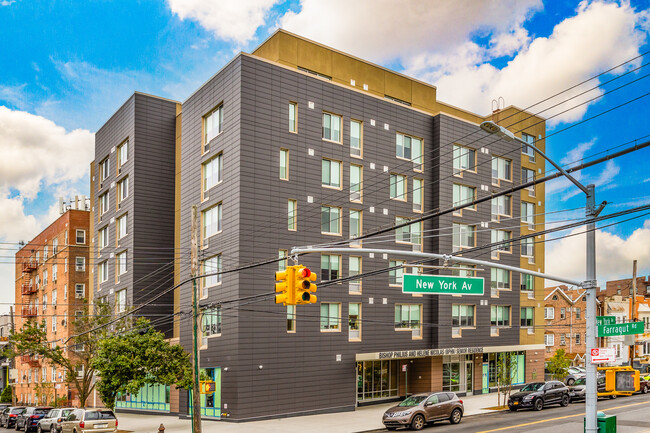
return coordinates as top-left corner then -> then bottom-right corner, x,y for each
591,347 -> 616,364
402,364 -> 407,372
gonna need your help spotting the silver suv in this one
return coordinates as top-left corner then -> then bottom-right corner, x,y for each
37,408 -> 74,433
383,392 -> 464,430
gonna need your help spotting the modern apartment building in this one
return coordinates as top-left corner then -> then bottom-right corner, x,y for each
170,30 -> 547,421
13,209 -> 90,406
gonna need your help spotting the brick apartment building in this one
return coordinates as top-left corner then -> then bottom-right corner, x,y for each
93,30 -> 547,420
14,209 -> 90,406
543,285 -> 590,366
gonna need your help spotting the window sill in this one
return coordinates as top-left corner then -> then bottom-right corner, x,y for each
348,338 -> 362,342
350,153 -> 363,160
322,185 -> 343,190
321,232 -> 342,237
322,138 -> 342,145
320,329 -> 341,333
389,198 -> 408,202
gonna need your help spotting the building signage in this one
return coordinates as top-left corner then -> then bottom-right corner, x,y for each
598,321 -> 644,337
597,316 -> 616,326
403,274 -> 484,295
378,347 -> 484,359
590,347 -> 616,364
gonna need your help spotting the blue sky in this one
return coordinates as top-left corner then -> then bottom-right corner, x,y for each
0,0 -> 649,312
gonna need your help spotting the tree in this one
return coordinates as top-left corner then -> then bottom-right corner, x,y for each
547,349 -> 571,381
0,385 -> 12,403
496,352 -> 518,407
9,301 -> 113,407
92,318 -> 193,410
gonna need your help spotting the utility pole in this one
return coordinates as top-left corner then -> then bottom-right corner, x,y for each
630,260 -> 637,367
190,205 -> 202,433
9,306 -> 15,405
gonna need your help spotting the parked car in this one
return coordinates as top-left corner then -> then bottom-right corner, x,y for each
564,366 -> 586,386
638,376 -> 649,394
508,381 -> 570,411
37,408 -> 75,433
60,409 -> 118,433
0,406 -> 25,429
16,406 -> 53,432
382,392 -> 464,430
569,376 -> 616,401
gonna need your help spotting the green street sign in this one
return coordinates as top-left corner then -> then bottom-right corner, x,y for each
597,316 -> 616,326
402,274 -> 484,296
598,321 -> 644,337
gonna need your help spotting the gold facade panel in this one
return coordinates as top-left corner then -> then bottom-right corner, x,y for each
296,39 -> 332,76
383,71 -> 412,103
411,81 -> 437,112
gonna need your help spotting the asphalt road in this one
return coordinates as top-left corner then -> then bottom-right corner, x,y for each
364,393 -> 650,433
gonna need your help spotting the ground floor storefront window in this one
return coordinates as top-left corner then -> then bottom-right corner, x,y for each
356,360 -> 399,401
484,351 -> 526,390
188,367 -> 221,418
116,383 -> 170,412
442,355 -> 474,394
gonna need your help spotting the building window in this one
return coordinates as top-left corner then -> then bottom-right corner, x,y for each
52,315 -> 57,333
521,273 -> 534,292
575,334 -> 581,345
349,303 -> 361,340
201,307 -> 222,344
491,268 -> 510,290
322,159 -> 342,188
288,199 -> 297,230
118,140 -> 128,167
116,289 -> 127,313
44,245 -> 48,260
350,164 -> 362,202
117,251 -> 127,276
117,176 -> 129,202
576,307 -> 581,320
75,284 -> 85,299
117,214 -> 128,239
99,227 -> 108,249
100,157 -> 110,181
320,303 -> 341,331
560,307 -> 566,320
349,209 -> 362,243
289,102 -> 297,133
287,305 -> 296,332
53,238 -> 58,255
395,304 -> 422,336
349,256 -> 362,293
413,178 -> 423,212
521,238 -> 535,258
453,184 -> 476,209
98,262 -> 108,283
521,202 -> 535,226
204,105 -> 223,145
452,304 -> 475,327
544,307 -> 554,319
321,205 -> 341,235
201,255 -> 222,298
52,289 -> 57,306
389,174 -> 407,201
350,120 -> 362,157
522,133 -> 536,161
202,203 -> 222,239
279,149 -> 289,180
203,153 -> 223,191
322,112 -> 342,143
490,305 -> 511,327
521,307 -> 534,327
522,168 -> 535,193
451,264 -> 477,277
491,156 -> 512,184
395,218 -> 422,247
545,334 -> 555,346
75,257 -> 85,272
278,250 -> 287,271
491,195 -> 512,219
389,259 -> 406,286
560,334 -> 566,345
452,223 -> 475,251
453,144 -> 476,175
321,254 -> 340,281
396,133 -> 423,170
491,229 -> 512,257
99,192 -> 109,215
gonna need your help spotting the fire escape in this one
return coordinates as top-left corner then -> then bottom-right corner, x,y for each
21,256 -> 38,318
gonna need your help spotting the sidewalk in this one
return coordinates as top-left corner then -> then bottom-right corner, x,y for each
116,392 -> 506,433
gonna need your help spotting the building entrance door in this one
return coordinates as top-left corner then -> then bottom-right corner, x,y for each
443,355 -> 474,394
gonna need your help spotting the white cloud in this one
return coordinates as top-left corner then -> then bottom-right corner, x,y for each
0,106 -> 94,199
546,219 -> 650,285
422,1 -> 648,124
167,0 -> 280,45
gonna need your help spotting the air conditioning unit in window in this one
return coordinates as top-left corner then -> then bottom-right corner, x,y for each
61,319 -> 66,327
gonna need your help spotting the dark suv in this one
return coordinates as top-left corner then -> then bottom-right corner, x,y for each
0,406 -> 26,429
508,381 -> 570,411
16,406 -> 53,432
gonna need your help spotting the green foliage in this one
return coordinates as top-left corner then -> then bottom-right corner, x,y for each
496,352 -> 518,406
0,385 -> 12,403
547,349 -> 572,381
92,318 -> 193,410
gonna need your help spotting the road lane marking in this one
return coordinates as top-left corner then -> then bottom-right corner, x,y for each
476,400 -> 650,433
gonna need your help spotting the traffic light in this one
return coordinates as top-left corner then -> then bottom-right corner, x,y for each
295,266 -> 317,304
275,266 -> 296,305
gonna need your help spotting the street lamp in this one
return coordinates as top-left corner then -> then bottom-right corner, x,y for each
480,120 -> 606,433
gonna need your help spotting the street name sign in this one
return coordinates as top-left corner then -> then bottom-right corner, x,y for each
402,274 -> 484,295
597,316 -> 616,326
590,348 -> 616,364
597,321 -> 644,337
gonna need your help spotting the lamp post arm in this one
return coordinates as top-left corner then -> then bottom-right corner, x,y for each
523,140 -> 589,195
